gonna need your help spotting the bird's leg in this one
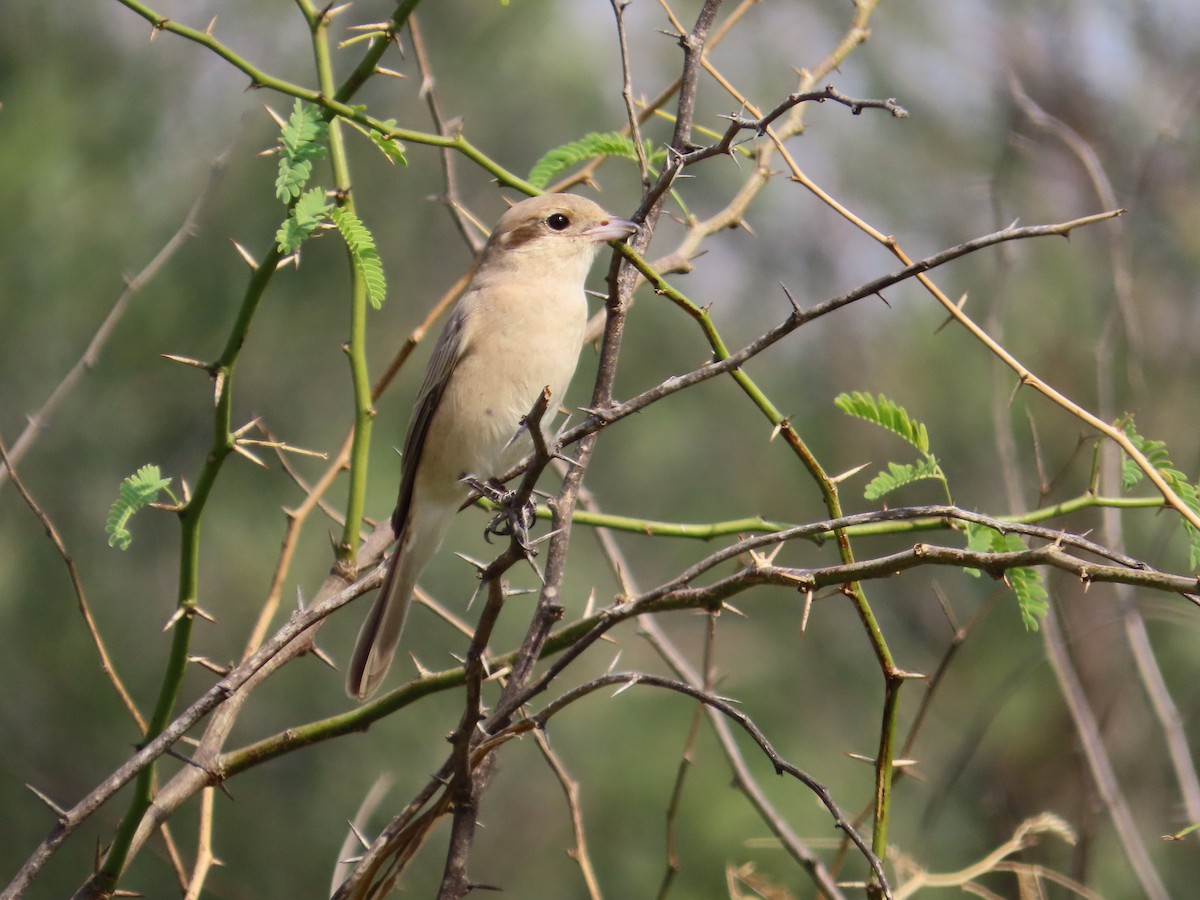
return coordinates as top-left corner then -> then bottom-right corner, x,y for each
463,476 -> 539,552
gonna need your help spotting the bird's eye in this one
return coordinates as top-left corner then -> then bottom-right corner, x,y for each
546,213 -> 570,231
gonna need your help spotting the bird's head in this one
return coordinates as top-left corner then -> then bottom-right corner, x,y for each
481,194 -> 640,282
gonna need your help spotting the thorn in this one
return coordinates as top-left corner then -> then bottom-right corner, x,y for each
229,239 -> 258,269
232,417 -> 262,438
277,253 -> 300,270
455,551 -> 488,572
611,676 -> 640,697
934,292 -> 968,334
408,652 -> 433,678
552,450 -> 582,468
502,586 -> 538,598
829,462 -> 871,484
523,556 -> 547,585
188,656 -> 231,676
309,644 -> 338,670
205,16 -> 216,35
747,541 -> 784,568
465,881 -> 503,893
262,103 -> 287,130
213,370 -> 226,406
605,651 -> 622,674
779,282 -> 801,312
375,66 -> 406,79
326,2 -> 353,17
192,605 -> 218,624
25,783 -> 67,819
160,352 -> 212,371
721,601 -> 747,619
527,527 -> 563,548
582,587 -> 596,618
485,663 -> 512,682
163,607 -> 187,632
465,582 -> 483,611
800,589 -> 813,633
347,819 -> 372,850
233,442 -> 269,468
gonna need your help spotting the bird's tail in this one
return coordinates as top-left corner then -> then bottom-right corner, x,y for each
346,518 -> 446,700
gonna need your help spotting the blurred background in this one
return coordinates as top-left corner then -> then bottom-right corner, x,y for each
1,0 -> 1198,896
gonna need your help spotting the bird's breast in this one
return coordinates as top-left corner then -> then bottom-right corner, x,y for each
420,281 -> 587,490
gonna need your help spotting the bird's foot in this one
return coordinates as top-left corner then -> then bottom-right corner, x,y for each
465,477 -> 539,552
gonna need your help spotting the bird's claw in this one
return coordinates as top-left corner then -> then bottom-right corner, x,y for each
466,477 -> 538,552
484,493 -> 538,552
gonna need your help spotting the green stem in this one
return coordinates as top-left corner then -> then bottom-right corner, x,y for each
93,245 -> 285,893
618,243 -> 900,882
302,0 -> 374,566
115,0 -> 536,193
505,493 -> 1164,541
93,3 -> 435,892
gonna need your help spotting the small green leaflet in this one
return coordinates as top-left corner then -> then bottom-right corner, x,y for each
528,132 -> 666,190
275,100 -> 329,203
343,118 -> 407,165
276,187 -> 332,253
1120,419 -> 1200,569
364,119 -> 407,165
330,206 -> 387,308
962,523 -> 1049,630
106,465 -> 172,550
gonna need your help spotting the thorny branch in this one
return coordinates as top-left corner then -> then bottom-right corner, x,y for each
680,83 -> 908,167
8,1 -> 1199,898
493,671 -> 890,896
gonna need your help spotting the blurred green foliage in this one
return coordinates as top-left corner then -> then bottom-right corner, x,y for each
2,1 -> 1199,897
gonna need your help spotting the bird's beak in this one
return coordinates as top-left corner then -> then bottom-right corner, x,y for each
583,217 -> 640,243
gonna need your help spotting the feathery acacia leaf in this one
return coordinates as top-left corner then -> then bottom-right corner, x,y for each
276,188 -> 332,253
834,391 -> 929,453
527,132 -> 665,189
835,391 -> 947,501
1121,419 -> 1200,569
961,523 -> 1049,629
106,465 -> 172,550
331,206 -> 387,308
367,119 -> 407,165
274,100 -> 329,203
1009,559 -> 1050,631
863,458 -> 943,500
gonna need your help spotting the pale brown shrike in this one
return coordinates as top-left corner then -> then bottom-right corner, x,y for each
347,193 -> 639,699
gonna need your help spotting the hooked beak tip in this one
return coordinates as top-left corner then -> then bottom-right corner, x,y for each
585,217 -> 640,243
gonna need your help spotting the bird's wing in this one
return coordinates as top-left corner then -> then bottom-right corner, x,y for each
391,298 -> 470,536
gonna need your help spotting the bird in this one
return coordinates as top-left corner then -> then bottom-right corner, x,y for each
347,193 -> 640,699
